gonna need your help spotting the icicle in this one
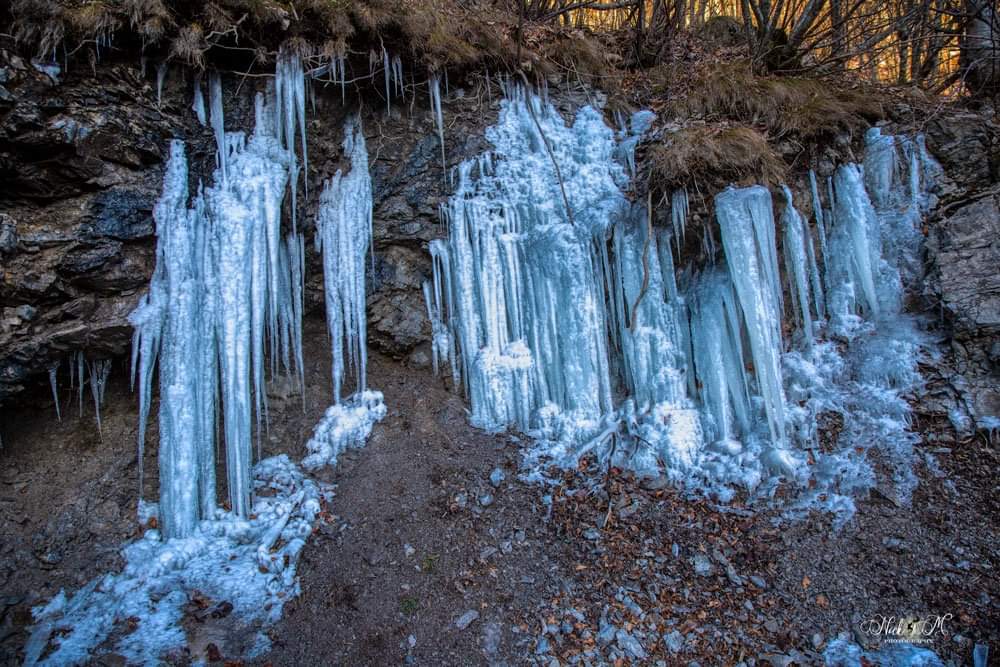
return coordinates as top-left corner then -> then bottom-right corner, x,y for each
89,359 -> 111,438
780,186 -> 814,344
809,170 -> 829,269
830,164 -> 883,320
191,72 -> 207,126
383,47 -> 391,113
671,187 -> 688,249
49,365 -> 61,421
155,62 -> 167,107
429,74 -> 446,175
689,271 -> 751,442
274,49 -> 308,218
714,186 -> 788,451
76,352 -> 86,416
339,55 -> 346,103
392,55 -> 404,98
208,71 -> 226,181
316,118 -> 373,403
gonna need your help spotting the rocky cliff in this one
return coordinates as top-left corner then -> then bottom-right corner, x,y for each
2,40 -> 998,435
0,45 -> 505,407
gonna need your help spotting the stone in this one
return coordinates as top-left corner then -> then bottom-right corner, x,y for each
489,468 -> 505,488
664,630 -> 685,653
691,553 -> 714,577
455,610 -> 479,630
615,629 -> 647,660
0,214 -> 16,254
927,189 -> 1000,421
924,112 -> 999,195
407,345 -> 431,368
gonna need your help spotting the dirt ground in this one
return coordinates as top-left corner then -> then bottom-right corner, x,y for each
1,315 -> 997,666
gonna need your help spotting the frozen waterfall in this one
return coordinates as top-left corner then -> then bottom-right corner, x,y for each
316,118 -> 374,403
130,81 -> 306,538
426,88 -> 940,521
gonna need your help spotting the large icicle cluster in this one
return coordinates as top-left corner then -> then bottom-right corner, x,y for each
130,66 -> 307,539
316,118 -> 374,402
24,456 -> 326,666
29,51 -> 393,667
426,88 -> 941,522
424,89 -> 700,475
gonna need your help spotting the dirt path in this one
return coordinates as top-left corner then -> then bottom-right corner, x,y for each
254,352 -> 569,666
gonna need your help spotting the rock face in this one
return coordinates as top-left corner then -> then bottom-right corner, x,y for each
0,44 -> 498,406
926,188 -> 1000,424
923,111 -> 1000,200
0,48 -> 182,404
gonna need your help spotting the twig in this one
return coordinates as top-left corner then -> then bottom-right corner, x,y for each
517,70 -> 576,227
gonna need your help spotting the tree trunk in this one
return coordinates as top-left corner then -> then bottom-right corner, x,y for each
962,0 -> 1000,95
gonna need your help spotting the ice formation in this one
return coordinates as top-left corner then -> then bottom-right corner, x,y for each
131,70 -> 306,538
316,118 -> 374,402
24,456 -> 327,666
89,359 -> 111,437
425,89 -> 940,521
48,365 -> 61,421
302,390 -> 387,470
429,74 -> 446,173
191,73 -> 207,126
50,53 -> 388,666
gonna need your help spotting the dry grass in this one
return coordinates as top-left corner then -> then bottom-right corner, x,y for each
668,61 -> 883,140
649,125 -> 786,189
6,0 -> 612,80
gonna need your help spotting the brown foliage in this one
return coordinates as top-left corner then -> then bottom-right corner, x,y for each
670,61 -> 883,139
649,125 -> 785,189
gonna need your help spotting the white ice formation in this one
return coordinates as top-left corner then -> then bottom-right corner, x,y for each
425,89 -> 941,523
130,57 -> 307,540
31,52 -> 389,666
302,390 -> 387,470
316,118 -> 374,402
24,455 -> 327,666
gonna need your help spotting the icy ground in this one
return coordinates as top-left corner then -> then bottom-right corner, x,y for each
24,456 -> 326,665
22,393 -> 385,666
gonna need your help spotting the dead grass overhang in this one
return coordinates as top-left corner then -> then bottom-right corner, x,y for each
649,124 -> 786,192
4,0 -> 615,81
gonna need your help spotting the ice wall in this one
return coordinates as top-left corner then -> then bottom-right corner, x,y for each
425,91 -> 700,473
131,71 -> 306,538
426,87 -> 940,521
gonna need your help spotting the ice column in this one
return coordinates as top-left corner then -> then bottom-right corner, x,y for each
780,186 -> 815,344
131,84 -> 305,537
714,186 -> 787,447
316,118 -> 374,402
